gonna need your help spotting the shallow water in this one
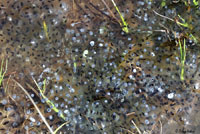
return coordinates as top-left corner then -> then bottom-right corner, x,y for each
0,0 -> 200,134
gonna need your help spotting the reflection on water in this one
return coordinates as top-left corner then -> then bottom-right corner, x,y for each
0,0 -> 200,133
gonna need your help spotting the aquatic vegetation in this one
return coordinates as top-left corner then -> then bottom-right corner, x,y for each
184,0 -> 199,6
53,121 -> 69,134
111,0 -> 129,33
33,78 -> 66,121
14,79 -> 54,134
178,38 -> 186,81
193,0 -> 199,6
161,0 -> 166,7
176,15 -> 190,28
15,79 -> 69,134
43,21 -> 50,42
0,59 -> 7,86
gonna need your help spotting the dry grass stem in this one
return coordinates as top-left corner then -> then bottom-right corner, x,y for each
13,79 -> 54,134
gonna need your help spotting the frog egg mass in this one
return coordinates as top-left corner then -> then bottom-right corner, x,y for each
0,0 -> 200,133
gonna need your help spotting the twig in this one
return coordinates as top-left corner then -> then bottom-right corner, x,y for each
26,83 -> 40,97
172,0 -> 180,3
159,120 -> 163,134
101,0 -> 119,22
121,127 -> 135,134
126,112 -> 135,116
131,120 -> 142,134
153,10 -> 174,22
89,2 -> 114,21
159,23 -> 171,41
4,75 -> 11,93
13,79 -> 54,134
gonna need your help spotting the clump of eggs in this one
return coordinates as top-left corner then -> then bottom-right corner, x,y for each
0,0 -> 200,133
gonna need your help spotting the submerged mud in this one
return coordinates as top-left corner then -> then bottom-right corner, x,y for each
0,0 -> 200,133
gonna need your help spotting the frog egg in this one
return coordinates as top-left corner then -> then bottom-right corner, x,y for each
194,83 -> 199,89
58,110 -> 63,117
31,131 -> 36,134
36,121 -> 41,126
72,37 -> 76,42
1,99 -> 7,105
30,40 -> 36,45
80,28 -> 85,33
105,91 -> 111,96
153,65 -> 157,69
52,19 -> 58,25
158,87 -> 164,93
128,74 -> 133,79
104,100 -> 108,103
136,61 -> 140,66
145,119 -> 149,125
55,96 -> 59,101
29,122 -> 34,127
99,43 -> 103,47
69,88 -> 75,93
47,108 -> 51,112
50,89 -> 54,95
49,115 -> 53,120
139,55 -> 143,58
144,13 -> 148,21
7,16 -> 12,21
138,1 -> 145,5
90,41 -> 94,47
29,117 -> 36,123
60,2 -> 68,11
167,93 -> 174,99
31,94 -> 34,98
25,126 -> 29,130
146,61 -> 150,65
99,28 -> 104,34
89,31 -> 93,35
157,36 -> 162,41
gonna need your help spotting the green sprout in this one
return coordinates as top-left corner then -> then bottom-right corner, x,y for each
179,38 -> 186,81
16,79 -> 69,134
188,33 -> 198,44
43,21 -> 50,42
53,121 -> 69,134
175,15 -> 199,44
161,0 -> 166,7
0,59 -> 8,86
33,78 -> 66,120
176,15 -> 189,28
193,0 -> 199,6
111,0 -> 129,33
184,0 -> 199,6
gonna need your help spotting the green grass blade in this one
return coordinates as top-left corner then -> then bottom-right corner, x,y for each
0,59 -> 7,86
177,15 -> 189,28
111,0 -> 129,33
53,121 -> 69,134
33,78 -> 66,120
179,39 -> 183,60
179,38 -> 186,81
193,0 -> 199,6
